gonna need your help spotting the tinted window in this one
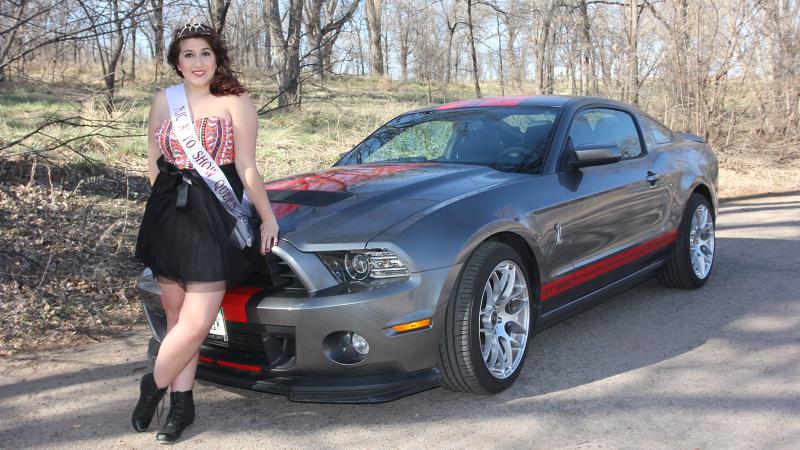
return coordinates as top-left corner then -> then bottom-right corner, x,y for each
343,108 -> 558,173
568,108 -> 643,159
643,115 -> 674,144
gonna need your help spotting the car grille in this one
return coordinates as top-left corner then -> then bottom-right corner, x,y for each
203,323 -> 296,371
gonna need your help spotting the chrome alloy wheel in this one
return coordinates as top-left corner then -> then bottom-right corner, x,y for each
478,260 -> 530,379
690,204 -> 715,279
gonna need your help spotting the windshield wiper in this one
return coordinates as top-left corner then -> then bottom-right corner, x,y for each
514,143 -> 546,174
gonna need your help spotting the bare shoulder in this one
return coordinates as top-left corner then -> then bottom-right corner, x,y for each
224,92 -> 257,117
150,89 -> 169,123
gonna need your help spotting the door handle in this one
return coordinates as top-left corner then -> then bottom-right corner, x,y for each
645,171 -> 662,186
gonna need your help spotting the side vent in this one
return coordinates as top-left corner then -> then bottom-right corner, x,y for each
266,253 -> 307,294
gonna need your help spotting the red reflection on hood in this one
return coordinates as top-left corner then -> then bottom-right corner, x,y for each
436,96 -> 527,110
264,163 -> 428,219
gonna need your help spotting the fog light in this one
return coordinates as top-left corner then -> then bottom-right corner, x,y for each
323,331 -> 369,364
351,332 -> 369,355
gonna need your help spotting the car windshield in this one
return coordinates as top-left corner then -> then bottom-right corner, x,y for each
339,107 -> 559,173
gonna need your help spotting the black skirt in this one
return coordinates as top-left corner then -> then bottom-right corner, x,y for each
135,157 -> 262,287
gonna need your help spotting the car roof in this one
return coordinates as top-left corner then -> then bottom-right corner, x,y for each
411,95 -> 632,113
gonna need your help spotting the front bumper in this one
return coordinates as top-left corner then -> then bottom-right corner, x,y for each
139,241 -> 460,403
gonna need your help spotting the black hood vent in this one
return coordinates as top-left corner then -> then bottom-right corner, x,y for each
267,189 -> 354,206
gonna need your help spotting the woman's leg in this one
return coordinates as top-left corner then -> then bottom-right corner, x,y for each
152,281 -> 226,389
157,277 -> 199,392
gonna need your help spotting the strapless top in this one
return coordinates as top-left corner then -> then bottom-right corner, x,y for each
155,116 -> 235,169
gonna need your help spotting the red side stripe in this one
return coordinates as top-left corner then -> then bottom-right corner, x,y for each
221,286 -> 264,323
540,230 -> 677,301
198,356 -> 213,364
540,273 -> 574,300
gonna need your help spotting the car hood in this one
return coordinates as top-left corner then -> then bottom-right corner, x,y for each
263,162 -> 524,250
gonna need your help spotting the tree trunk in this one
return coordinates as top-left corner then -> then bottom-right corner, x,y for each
626,0 -> 639,104
209,0 -> 231,34
266,0 -> 303,109
445,23 -> 456,84
578,0 -> 596,94
149,0 -> 164,83
496,14 -> 504,96
535,1 -> 557,95
129,3 -> 137,82
306,0 -> 325,79
364,0 -> 385,76
466,0 -> 481,98
399,23 -> 410,82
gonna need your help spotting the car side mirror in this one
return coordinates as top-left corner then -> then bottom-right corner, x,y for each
569,143 -> 622,169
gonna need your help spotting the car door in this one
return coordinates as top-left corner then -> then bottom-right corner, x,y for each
540,107 -> 670,314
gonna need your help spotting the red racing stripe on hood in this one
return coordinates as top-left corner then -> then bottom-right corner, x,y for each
436,96 -> 527,110
263,164 -> 428,219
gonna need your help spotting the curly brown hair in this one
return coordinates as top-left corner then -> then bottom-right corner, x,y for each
166,23 -> 246,96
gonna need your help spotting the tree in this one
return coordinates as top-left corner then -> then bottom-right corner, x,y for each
364,0 -> 385,76
465,0 -> 480,97
265,0 -> 304,109
208,0 -> 231,34
78,0 -> 147,110
305,0 -> 360,80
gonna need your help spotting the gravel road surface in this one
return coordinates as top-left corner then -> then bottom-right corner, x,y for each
2,192 -> 799,449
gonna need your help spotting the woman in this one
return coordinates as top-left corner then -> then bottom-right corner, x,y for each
131,22 -> 279,444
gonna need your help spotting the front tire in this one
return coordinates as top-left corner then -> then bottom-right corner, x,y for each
660,193 -> 716,289
439,242 -> 532,394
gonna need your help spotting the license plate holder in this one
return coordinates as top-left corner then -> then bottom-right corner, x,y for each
207,307 -> 228,343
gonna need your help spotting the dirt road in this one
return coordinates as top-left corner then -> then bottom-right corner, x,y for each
2,192 -> 799,449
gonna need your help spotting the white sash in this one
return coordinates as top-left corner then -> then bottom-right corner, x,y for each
165,84 -> 254,249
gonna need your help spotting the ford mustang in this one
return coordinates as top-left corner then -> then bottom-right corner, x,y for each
138,95 -> 718,403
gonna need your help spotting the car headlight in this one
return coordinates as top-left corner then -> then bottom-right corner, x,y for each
318,249 -> 410,283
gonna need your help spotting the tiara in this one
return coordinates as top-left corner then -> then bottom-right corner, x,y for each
175,19 -> 212,38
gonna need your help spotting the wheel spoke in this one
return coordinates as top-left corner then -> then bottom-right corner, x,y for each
487,335 -> 500,368
483,283 -> 493,305
500,336 -> 513,373
499,266 -> 515,303
481,334 -> 492,360
490,271 -> 501,303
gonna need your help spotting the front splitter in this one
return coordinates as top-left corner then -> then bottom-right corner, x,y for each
147,337 -> 442,403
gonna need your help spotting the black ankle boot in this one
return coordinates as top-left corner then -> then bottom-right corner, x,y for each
156,390 -> 195,444
131,372 -> 167,432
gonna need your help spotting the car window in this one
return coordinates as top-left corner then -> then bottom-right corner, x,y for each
568,108 -> 643,159
363,120 -> 453,163
642,115 -> 674,144
346,108 -> 559,173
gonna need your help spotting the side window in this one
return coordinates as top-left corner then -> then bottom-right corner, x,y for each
568,108 -> 643,159
643,115 -> 675,144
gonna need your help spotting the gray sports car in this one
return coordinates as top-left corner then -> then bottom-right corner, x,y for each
138,95 -> 718,403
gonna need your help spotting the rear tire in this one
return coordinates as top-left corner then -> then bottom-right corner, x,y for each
439,242 -> 533,394
659,193 -> 715,289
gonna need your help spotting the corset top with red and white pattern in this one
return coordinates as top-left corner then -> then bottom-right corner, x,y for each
155,116 -> 235,169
